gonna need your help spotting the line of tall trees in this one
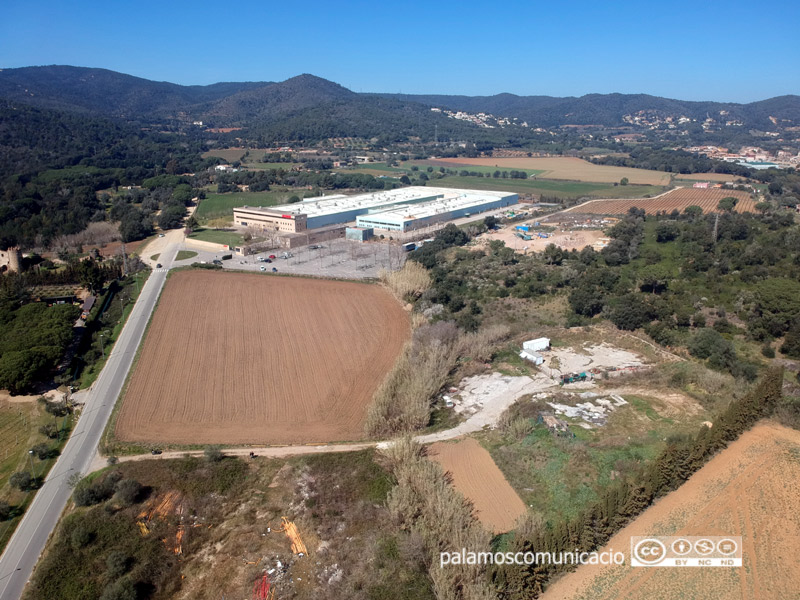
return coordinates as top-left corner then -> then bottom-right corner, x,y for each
492,367 -> 784,598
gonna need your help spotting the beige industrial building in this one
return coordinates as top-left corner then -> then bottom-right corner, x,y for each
233,207 -> 308,233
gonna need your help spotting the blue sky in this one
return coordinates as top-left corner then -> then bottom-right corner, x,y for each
1,0 -> 798,102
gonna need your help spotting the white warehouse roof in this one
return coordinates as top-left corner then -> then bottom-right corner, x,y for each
238,186 -> 515,220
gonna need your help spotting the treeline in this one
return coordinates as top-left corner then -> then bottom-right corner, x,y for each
591,146 -> 754,177
493,367 -> 784,598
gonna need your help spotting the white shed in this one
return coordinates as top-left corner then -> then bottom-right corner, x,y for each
522,337 -> 550,353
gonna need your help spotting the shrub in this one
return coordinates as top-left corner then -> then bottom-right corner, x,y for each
204,446 -> 224,463
105,551 -> 131,579
9,471 -> 34,491
688,328 -> 728,359
114,479 -> 143,506
31,442 -> 55,460
0,501 -> 11,521
99,578 -> 136,600
70,525 -> 93,549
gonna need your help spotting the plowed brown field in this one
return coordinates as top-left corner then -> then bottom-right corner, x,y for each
542,422 -> 800,600
115,271 -> 409,445
428,438 -> 527,534
567,187 -> 755,216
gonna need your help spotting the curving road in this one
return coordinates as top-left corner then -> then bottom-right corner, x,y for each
0,244 -> 179,600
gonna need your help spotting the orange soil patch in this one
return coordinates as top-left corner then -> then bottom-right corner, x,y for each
567,187 -> 756,216
425,157 -> 670,185
96,239 -> 146,258
115,270 -> 409,445
542,421 -> 800,600
428,438 -> 527,534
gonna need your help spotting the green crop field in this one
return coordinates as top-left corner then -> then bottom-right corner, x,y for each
407,161 -> 546,177
433,175 -> 666,199
246,162 -> 299,170
187,228 -> 244,247
195,192 -> 285,222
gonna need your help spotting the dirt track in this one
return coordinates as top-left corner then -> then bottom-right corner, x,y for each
428,437 -> 527,534
115,271 -> 409,445
541,421 -> 800,600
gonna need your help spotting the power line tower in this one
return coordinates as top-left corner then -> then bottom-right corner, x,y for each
712,213 -> 719,244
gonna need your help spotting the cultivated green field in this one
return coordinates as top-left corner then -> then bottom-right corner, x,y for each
195,192 -> 285,222
187,228 -> 244,247
407,160 -> 546,177
433,176 -> 665,199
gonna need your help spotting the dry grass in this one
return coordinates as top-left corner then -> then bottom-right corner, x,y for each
364,323 -> 510,438
382,438 -> 495,600
380,261 -> 431,302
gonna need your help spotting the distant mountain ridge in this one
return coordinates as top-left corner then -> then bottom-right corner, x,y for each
0,65 -> 798,134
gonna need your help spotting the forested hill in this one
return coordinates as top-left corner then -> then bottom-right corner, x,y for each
2,66 -> 798,132
376,92 -> 800,130
0,65 -> 267,119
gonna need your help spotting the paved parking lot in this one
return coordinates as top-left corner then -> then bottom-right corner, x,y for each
175,239 -> 407,280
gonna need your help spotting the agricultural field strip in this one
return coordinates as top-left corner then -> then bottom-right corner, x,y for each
541,422 -> 800,600
429,438 -> 527,534
425,157 -> 671,186
565,187 -> 756,215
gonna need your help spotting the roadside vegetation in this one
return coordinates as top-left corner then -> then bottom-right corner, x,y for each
0,396 -> 74,552
26,449 -> 437,600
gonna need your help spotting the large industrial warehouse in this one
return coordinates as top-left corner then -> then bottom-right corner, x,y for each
233,186 -> 518,233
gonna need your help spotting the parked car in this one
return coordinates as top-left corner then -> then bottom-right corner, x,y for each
150,449 -> 162,455
259,265 -> 266,272
158,233 -> 165,238
272,267 -> 278,272
268,254 -> 277,259
156,263 -> 162,268
264,258 -> 272,263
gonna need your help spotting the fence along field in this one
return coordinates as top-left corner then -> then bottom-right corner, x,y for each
425,157 -> 672,185
565,187 -> 756,215
541,422 -> 800,600
114,271 -> 409,445
428,438 -> 527,534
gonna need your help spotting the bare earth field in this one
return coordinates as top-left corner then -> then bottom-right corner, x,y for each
426,157 -> 671,185
476,226 -> 607,253
115,270 -> 409,445
542,421 -> 800,600
428,437 -> 527,534
566,187 -> 756,216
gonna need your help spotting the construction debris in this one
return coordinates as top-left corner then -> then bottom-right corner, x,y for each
279,517 -> 308,556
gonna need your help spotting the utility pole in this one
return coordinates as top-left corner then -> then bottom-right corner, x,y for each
121,242 -> 129,276
28,450 -> 36,479
712,213 -> 719,244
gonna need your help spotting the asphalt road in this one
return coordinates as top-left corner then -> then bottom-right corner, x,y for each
0,245 -> 178,600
